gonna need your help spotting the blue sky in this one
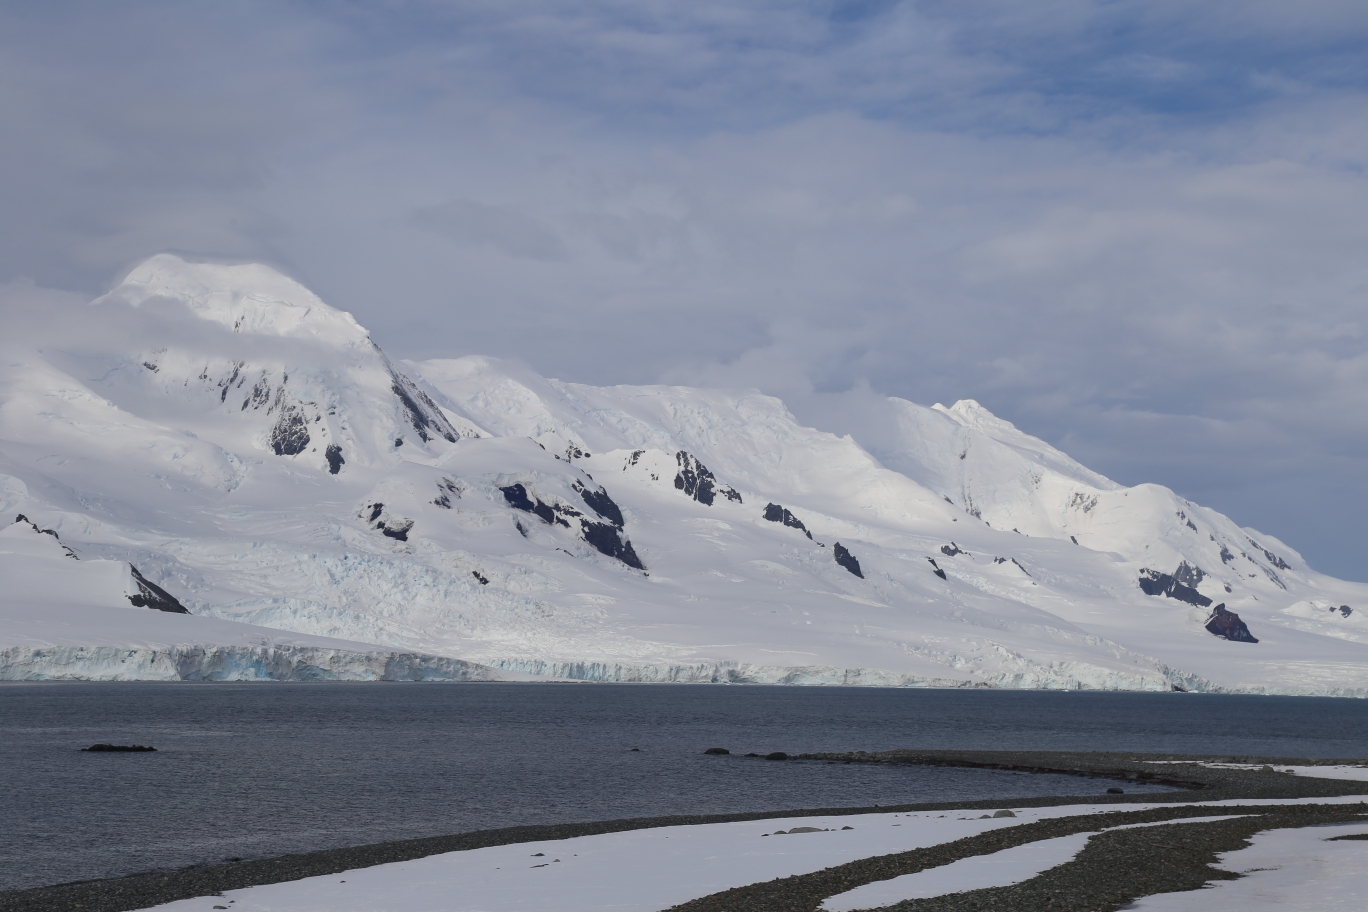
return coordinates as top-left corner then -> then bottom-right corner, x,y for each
2,1 -> 1366,578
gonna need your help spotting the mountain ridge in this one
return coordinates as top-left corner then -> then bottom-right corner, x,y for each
2,255 -> 1364,692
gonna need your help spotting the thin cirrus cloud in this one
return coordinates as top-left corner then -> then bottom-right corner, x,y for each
0,1 -> 1366,577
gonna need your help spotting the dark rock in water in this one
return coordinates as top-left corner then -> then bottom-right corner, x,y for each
471,571 -> 489,585
763,503 -> 812,539
1139,569 -> 1212,608
324,444 -> 345,475
1107,787 -> 1124,794
940,543 -> 964,557
674,451 -> 741,505
580,519 -> 646,570
574,480 -> 624,528
927,557 -> 947,580
833,543 -> 864,578
704,747 -> 730,755
82,744 -> 156,752
127,566 -> 189,614
1205,603 -> 1258,643
765,751 -> 788,761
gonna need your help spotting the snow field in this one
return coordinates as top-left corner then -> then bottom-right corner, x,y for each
1127,821 -> 1368,912
134,801 -> 1367,912
4,254 -> 1368,690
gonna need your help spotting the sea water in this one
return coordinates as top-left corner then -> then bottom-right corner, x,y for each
3,684 -> 1366,891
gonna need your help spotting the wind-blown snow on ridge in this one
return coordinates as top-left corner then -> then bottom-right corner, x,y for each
2,255 -> 1366,691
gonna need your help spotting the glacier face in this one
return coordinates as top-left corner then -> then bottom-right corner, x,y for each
2,254 -> 1366,692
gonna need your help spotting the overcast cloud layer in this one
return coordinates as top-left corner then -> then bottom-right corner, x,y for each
2,1 -> 1365,578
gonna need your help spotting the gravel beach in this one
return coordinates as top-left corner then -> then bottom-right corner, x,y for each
5,750 -> 1365,912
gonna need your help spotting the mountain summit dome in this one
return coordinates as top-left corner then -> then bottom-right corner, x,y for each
102,255 -> 371,348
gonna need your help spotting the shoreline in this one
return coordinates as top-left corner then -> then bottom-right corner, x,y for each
4,750 -> 1367,912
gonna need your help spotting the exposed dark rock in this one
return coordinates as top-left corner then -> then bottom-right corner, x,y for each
394,437 -> 404,447
13,514 -> 80,558
324,444 -> 344,475
81,744 -> 156,752
927,557 -> 947,580
500,484 -> 563,527
674,451 -> 741,505
241,375 -> 270,411
433,477 -> 461,508
1176,510 -> 1198,532
580,520 -> 646,570
1172,561 -> 1205,588
379,519 -> 413,541
1341,605 -> 1353,618
704,747 -> 730,755
574,481 -> 624,528
833,542 -> 864,578
388,367 -> 460,444
1070,536 -> 1079,544
763,503 -> 812,539
1205,604 -> 1258,643
765,752 -> 788,761
1107,787 -> 1124,794
501,485 -> 642,569
127,566 -> 189,614
269,402 -> 310,456
940,543 -> 965,557
1248,538 -> 1291,571
1139,569 -> 1212,608
360,502 -> 413,542
1220,545 -> 1235,564
1011,558 -> 1031,577
471,571 -> 488,585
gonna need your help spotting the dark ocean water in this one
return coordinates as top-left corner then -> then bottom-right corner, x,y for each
3,684 -> 1367,892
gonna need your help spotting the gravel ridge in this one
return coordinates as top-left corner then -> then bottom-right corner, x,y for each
4,750 -> 1365,912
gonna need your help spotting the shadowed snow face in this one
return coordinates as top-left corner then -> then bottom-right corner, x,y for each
1,4 -> 1368,577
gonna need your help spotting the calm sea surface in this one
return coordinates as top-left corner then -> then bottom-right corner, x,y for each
3,683 -> 1367,891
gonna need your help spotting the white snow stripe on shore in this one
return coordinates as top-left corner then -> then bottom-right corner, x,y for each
1128,822 -> 1368,911
820,815 -> 1250,911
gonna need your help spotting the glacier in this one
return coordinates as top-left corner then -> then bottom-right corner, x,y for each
2,254 -> 1366,692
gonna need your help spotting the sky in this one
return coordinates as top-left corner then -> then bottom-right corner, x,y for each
1,1 -> 1366,579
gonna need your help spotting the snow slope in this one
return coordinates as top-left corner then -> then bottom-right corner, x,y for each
3,254 -> 1367,690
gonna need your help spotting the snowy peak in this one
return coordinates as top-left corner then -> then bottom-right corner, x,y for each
103,255 -> 370,348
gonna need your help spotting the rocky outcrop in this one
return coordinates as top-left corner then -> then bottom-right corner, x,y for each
763,503 -> 812,539
1205,604 -> 1258,643
501,483 -> 644,570
1139,568 -> 1212,608
324,444 -> 345,474
674,451 -> 742,506
574,480 -> 625,528
834,542 -> 864,578
128,566 -> 190,614
387,365 -> 461,444
927,557 -> 947,580
360,502 -> 414,542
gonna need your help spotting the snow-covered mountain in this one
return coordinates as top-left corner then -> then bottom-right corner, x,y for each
3,255 -> 1366,692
